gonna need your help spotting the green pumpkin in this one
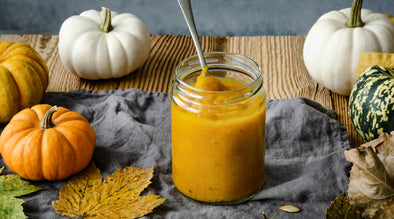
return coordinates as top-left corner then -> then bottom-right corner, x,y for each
349,65 -> 394,142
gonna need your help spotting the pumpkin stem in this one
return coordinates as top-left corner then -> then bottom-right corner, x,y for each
99,7 -> 113,33
40,106 -> 58,129
347,0 -> 364,28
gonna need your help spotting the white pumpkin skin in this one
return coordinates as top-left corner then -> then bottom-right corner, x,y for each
58,8 -> 151,80
303,8 -> 394,96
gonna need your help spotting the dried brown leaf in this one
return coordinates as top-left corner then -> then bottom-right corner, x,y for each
325,194 -> 361,219
344,132 -> 394,218
52,162 -> 165,218
374,198 -> 394,219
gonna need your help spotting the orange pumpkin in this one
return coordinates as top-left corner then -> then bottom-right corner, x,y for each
0,41 -> 49,123
0,104 -> 96,181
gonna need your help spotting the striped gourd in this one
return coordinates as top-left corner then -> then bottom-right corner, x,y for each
349,65 -> 394,141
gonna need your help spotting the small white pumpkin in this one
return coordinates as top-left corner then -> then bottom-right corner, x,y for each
303,0 -> 394,95
58,7 -> 151,80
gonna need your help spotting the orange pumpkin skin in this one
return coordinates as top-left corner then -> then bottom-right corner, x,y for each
0,41 -> 49,123
0,104 -> 96,181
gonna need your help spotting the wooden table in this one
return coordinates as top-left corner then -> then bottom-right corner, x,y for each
0,34 -> 364,148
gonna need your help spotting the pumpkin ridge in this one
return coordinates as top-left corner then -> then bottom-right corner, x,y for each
30,104 -> 52,122
54,120 -> 92,127
70,31 -> 99,75
332,10 -> 351,25
41,128 -> 77,180
0,67 -> 19,122
0,123 -> 38,145
0,41 -> 13,60
7,129 -> 44,178
0,127 -> 30,156
99,35 -> 112,78
366,28 -> 383,50
1,59 -> 43,109
7,55 -> 48,89
363,25 -> 393,51
2,44 -> 33,61
363,14 -> 394,27
52,111 -> 90,123
24,129 -> 45,180
52,124 -> 95,168
1,42 -> 22,58
54,122 -> 96,150
109,32 -> 130,77
21,52 -> 48,84
322,16 -> 348,27
52,128 -> 78,160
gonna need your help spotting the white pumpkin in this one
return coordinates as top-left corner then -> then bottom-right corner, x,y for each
303,0 -> 394,95
58,7 -> 151,80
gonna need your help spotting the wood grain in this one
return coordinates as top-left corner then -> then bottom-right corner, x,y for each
0,34 -> 364,147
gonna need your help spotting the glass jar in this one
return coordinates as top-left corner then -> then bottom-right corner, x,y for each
171,52 -> 266,204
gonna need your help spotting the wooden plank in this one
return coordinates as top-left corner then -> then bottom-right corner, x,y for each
0,34 -> 363,148
0,34 -> 23,42
332,93 -> 365,147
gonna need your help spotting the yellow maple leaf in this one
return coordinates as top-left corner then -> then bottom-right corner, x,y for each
52,162 -> 165,218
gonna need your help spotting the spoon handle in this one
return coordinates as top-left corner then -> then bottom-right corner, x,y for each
177,0 -> 207,67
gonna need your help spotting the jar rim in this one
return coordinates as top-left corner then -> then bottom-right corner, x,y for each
174,52 -> 263,94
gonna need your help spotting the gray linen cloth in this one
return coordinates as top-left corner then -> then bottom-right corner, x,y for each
0,89 -> 350,218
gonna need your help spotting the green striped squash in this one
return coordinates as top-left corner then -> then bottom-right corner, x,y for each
349,65 -> 394,142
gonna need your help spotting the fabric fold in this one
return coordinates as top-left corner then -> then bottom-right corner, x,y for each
0,89 -> 350,218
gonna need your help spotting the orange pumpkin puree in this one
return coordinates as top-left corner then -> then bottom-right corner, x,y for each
195,66 -> 229,91
172,72 -> 266,203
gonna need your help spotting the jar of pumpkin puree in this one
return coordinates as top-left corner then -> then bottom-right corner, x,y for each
171,52 -> 266,204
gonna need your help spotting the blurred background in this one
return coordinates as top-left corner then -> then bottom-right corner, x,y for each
0,0 -> 393,36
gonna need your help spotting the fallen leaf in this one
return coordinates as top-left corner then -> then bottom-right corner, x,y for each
0,167 -> 42,197
344,132 -> 394,218
0,166 -> 42,218
374,198 -> 394,219
52,162 -> 165,218
326,194 -> 361,219
0,194 -> 26,219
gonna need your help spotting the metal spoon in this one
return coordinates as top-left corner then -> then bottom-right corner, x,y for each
177,0 -> 208,76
